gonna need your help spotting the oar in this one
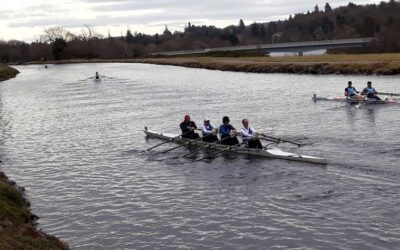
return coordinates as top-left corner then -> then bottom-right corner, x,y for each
160,134 -> 210,154
260,134 -> 302,147
259,137 -> 279,144
379,92 -> 400,97
146,131 -> 191,151
194,141 -> 247,162
181,135 -> 231,158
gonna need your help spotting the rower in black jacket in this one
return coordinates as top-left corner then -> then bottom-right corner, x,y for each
180,115 -> 200,139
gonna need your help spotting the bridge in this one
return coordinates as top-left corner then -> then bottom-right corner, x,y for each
151,37 -> 374,56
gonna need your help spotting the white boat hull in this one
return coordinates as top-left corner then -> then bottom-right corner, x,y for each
144,129 -> 327,165
312,94 -> 399,105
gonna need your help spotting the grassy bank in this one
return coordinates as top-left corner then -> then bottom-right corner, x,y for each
134,54 -> 400,75
0,64 -> 19,81
0,172 -> 69,249
25,53 -> 400,75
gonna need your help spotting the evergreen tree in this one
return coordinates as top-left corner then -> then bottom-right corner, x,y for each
163,25 -> 172,36
126,29 -> 134,43
238,19 -> 245,32
325,3 -> 333,13
267,22 -> 278,36
250,22 -> 260,37
259,24 -> 266,37
52,38 -> 67,60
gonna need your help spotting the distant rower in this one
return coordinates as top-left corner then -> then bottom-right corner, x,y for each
240,119 -> 263,149
95,72 -> 100,80
361,81 -> 381,100
180,115 -> 200,139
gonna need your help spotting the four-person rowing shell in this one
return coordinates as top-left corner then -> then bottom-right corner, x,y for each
179,115 -> 264,149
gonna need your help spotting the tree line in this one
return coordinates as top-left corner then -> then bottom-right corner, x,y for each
1,0 -> 400,63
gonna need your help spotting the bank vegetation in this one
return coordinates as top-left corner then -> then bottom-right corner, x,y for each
0,172 -> 69,249
0,64 -> 19,81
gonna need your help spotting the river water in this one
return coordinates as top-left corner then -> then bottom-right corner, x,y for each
1,63 -> 399,249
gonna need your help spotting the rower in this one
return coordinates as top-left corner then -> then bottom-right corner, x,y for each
219,116 -> 239,146
240,118 -> 263,149
201,118 -> 219,142
344,81 -> 361,99
179,115 -> 200,139
95,72 -> 100,80
361,81 -> 381,100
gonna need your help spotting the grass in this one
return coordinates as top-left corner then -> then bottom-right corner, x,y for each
134,53 -> 400,75
0,64 -> 19,81
143,53 -> 400,63
0,172 -> 69,249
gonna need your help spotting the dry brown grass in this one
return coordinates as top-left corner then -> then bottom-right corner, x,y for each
0,64 -> 19,81
139,53 -> 400,63
135,54 -> 400,75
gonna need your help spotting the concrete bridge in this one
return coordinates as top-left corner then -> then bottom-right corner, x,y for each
151,37 -> 374,56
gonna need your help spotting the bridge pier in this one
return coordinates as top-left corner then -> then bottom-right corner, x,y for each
298,52 -> 303,56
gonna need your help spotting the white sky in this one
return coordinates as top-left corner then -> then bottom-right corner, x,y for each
0,0 -> 382,42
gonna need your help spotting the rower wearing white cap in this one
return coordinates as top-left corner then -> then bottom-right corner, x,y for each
201,118 -> 219,142
240,118 -> 263,149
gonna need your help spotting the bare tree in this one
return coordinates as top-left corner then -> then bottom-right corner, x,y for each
40,26 -> 74,43
79,24 -> 103,41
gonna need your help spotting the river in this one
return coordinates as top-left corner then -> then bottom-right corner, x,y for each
0,63 -> 399,249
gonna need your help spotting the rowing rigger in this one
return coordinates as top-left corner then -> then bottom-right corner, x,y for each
144,127 -> 327,165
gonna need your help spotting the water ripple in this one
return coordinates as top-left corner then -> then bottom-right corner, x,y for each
0,64 -> 399,249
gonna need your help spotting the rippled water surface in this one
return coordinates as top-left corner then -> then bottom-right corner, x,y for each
1,63 -> 400,249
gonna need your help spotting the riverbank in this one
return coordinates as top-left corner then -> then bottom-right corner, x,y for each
0,69 -> 69,249
0,64 -> 19,81
134,54 -> 400,75
25,53 -> 400,75
0,172 -> 69,249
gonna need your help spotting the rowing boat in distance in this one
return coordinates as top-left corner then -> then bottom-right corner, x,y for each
312,94 -> 400,105
144,128 -> 327,165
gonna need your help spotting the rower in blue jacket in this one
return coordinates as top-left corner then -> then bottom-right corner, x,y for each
219,116 -> 239,146
345,81 -> 360,98
361,81 -> 381,100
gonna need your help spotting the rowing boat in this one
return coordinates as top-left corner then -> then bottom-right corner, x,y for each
144,128 -> 327,165
312,94 -> 400,105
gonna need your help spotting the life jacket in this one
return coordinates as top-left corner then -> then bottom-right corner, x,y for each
204,124 -> 213,131
241,127 -> 254,141
366,87 -> 376,95
346,87 -> 357,95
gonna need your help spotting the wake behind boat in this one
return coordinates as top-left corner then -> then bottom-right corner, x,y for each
144,127 -> 327,165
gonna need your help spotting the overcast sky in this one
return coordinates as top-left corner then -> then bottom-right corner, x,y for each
0,0 -> 381,42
